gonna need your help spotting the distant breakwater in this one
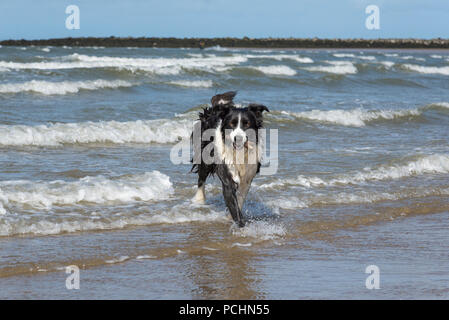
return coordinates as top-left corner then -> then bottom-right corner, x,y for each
1,37 -> 449,49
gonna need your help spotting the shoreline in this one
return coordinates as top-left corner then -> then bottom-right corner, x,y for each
1,37 -> 449,49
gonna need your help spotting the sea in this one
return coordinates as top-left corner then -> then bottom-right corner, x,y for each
0,45 -> 448,299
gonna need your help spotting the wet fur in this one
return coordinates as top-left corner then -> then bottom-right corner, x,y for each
191,91 -> 269,227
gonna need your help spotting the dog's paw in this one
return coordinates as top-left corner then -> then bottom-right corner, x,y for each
192,188 -> 206,204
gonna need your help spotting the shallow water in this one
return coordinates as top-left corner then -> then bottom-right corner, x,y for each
0,46 -> 448,299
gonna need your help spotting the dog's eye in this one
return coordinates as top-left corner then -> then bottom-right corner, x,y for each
231,120 -> 238,127
242,120 -> 250,127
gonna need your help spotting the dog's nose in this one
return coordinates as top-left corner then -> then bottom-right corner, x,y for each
233,134 -> 247,149
234,134 -> 247,144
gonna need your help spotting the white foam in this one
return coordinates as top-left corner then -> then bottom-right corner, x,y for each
333,53 -> 375,61
0,205 -> 229,237
168,80 -> 213,88
105,256 -> 130,264
0,171 -> 173,210
304,61 -> 357,75
433,102 -> 449,109
231,242 -> 252,247
0,79 -> 135,95
0,53 -> 248,75
282,107 -> 420,127
232,220 -> 286,241
378,61 -> 395,68
268,187 -> 449,210
40,47 -> 51,53
202,247 -> 219,251
245,54 -> 313,63
357,55 -> 376,61
403,64 -> 449,76
401,56 -> 426,61
430,55 -> 443,59
333,53 -> 356,58
383,53 -> 398,57
0,117 -> 193,146
253,65 -> 297,76
136,255 -> 156,259
0,203 -> 6,215
260,154 -> 449,189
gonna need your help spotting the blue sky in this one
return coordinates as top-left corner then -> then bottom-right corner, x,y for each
1,0 -> 448,40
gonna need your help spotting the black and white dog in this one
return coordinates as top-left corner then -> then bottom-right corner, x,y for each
191,91 -> 269,227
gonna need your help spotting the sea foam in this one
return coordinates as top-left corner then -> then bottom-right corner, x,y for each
280,107 -> 421,127
402,64 -> 449,76
253,65 -> 297,76
0,53 -> 248,75
304,61 -> 358,75
0,79 -> 135,95
259,154 -> 449,189
0,171 -> 173,210
0,117 -> 193,146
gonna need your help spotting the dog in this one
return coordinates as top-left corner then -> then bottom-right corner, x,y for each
191,91 -> 269,227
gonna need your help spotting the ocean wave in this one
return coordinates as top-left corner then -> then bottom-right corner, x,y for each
304,61 -> 358,75
259,154 -> 449,189
245,54 -> 313,63
0,117 -> 193,146
0,202 -> 228,236
400,56 -> 426,61
266,186 -> 449,210
432,102 -> 449,109
333,53 -> 376,61
0,53 -> 248,75
0,79 -> 135,95
0,171 -> 173,210
167,80 -> 213,88
276,107 -> 421,127
402,64 -> 449,76
253,65 -> 297,76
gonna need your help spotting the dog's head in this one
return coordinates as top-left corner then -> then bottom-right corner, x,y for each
219,104 -> 269,149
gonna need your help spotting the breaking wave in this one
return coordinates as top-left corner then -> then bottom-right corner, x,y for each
0,53 -> 248,75
0,171 -> 173,210
333,53 -> 376,61
0,79 -> 135,95
245,54 -> 313,63
252,65 -> 297,76
0,202 -> 229,236
304,61 -> 358,74
276,107 -> 421,127
0,117 -> 193,146
402,64 -> 449,76
167,80 -> 213,88
259,154 -> 449,189
266,186 -> 449,210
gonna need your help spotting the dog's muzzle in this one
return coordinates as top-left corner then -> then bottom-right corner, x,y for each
233,134 -> 248,149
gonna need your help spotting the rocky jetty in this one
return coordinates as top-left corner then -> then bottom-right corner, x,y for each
1,37 -> 448,49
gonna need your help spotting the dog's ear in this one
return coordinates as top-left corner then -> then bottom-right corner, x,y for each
211,91 -> 237,107
216,105 -> 231,119
248,103 -> 269,119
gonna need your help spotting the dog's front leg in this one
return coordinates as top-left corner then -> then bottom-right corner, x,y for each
216,164 -> 245,227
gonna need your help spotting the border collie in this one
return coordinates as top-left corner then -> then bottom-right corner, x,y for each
191,91 -> 269,227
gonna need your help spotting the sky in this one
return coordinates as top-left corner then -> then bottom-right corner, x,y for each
1,0 -> 448,40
